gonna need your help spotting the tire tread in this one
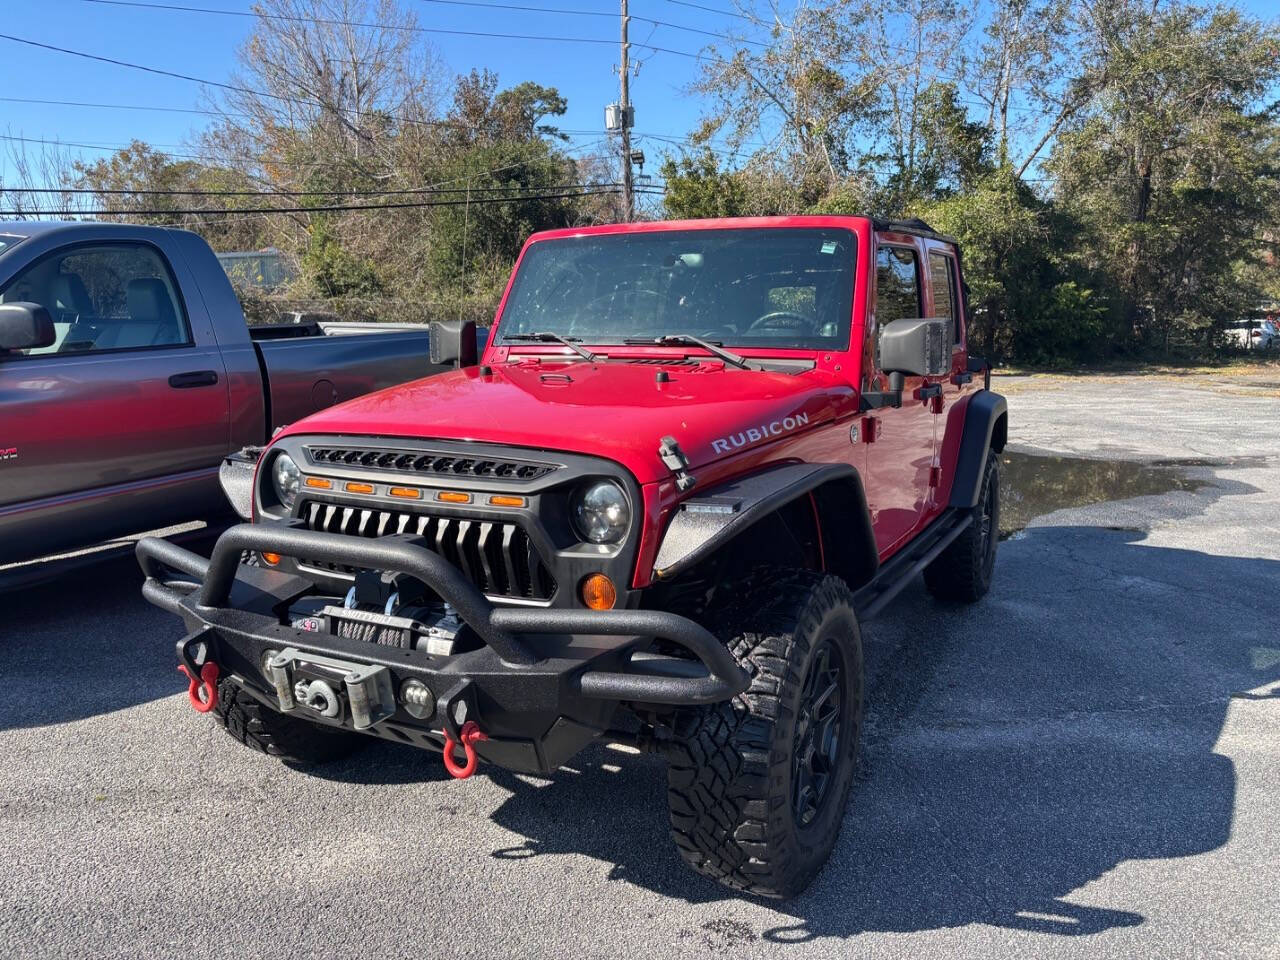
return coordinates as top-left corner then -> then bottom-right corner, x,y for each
665,568 -> 862,898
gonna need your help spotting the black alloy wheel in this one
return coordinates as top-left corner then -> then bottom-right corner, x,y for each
792,635 -> 846,829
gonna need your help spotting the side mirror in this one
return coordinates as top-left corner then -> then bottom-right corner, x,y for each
0,302 -> 55,352
429,319 -> 479,368
879,318 -> 951,378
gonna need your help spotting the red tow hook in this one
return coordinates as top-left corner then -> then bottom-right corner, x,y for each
442,721 -> 488,779
178,661 -> 220,713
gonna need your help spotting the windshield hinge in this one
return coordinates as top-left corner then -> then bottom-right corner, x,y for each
658,435 -> 697,492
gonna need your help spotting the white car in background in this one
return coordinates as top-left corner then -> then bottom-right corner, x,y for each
1227,318 -> 1279,350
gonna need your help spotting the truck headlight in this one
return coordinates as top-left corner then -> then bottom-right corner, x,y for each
271,453 -> 301,510
572,480 -> 629,544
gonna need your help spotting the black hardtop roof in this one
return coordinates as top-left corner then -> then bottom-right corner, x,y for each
870,217 -> 958,245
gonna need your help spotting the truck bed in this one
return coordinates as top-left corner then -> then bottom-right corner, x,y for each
252,323 -> 437,428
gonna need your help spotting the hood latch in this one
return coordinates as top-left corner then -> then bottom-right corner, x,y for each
658,435 -> 697,492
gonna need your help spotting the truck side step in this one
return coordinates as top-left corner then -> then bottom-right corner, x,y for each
852,510 -> 973,621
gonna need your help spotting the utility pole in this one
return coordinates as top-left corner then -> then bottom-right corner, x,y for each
619,0 -> 634,222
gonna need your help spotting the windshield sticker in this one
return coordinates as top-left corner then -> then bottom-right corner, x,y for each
820,241 -> 838,254
711,412 -> 810,455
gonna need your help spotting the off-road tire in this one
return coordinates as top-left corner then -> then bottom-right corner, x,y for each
924,451 -> 999,602
665,568 -> 863,898
213,678 -> 364,766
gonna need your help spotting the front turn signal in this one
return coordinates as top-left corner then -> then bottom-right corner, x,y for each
580,573 -> 617,611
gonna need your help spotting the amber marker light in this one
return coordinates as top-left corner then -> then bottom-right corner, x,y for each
580,573 -> 617,610
389,486 -> 422,499
488,495 -> 527,508
345,481 -> 375,495
304,477 -> 332,490
261,552 -> 281,566
436,491 -> 472,504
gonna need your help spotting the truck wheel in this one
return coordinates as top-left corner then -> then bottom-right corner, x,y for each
213,678 -> 364,766
665,569 -> 863,898
924,451 -> 999,602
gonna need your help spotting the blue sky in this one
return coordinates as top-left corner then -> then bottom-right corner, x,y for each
0,0 -> 735,188
1,0 -> 1276,191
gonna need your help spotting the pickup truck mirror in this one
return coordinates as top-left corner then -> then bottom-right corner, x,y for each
429,319 -> 479,368
0,302 -> 55,352
878,318 -> 951,378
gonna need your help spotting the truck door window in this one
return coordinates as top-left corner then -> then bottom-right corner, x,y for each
0,242 -> 191,357
928,252 -> 959,343
875,246 -> 921,323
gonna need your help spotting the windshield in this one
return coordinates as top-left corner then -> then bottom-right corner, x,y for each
498,227 -> 856,351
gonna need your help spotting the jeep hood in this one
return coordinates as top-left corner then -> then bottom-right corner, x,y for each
277,360 -> 859,484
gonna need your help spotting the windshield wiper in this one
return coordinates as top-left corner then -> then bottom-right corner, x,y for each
503,332 -> 597,362
623,334 -> 754,370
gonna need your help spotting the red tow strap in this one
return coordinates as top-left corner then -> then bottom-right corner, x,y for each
442,721 -> 488,779
178,661 -> 220,713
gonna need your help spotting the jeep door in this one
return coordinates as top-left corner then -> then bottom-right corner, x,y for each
864,240 -> 936,554
0,238 -> 230,564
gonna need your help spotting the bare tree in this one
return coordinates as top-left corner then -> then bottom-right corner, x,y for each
861,0 -> 978,191
1,136 -> 83,220
200,0 -> 445,190
692,0 -> 884,197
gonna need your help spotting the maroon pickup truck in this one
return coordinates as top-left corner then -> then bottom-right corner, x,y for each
0,222 -> 449,566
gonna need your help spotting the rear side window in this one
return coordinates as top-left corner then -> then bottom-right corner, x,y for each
875,246 -> 921,324
0,242 -> 191,357
928,252 -> 959,342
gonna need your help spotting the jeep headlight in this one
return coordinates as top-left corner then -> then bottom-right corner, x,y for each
271,453 -> 301,511
572,480 -> 629,544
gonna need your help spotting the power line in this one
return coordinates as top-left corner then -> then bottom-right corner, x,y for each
0,96 -> 250,120
413,0 -> 766,47
72,0 -> 704,57
0,32 -> 666,141
0,96 -> 725,149
0,181 -> 626,197
0,134 -> 614,194
665,0 -> 762,25
0,30 -> 469,130
0,186 -> 627,217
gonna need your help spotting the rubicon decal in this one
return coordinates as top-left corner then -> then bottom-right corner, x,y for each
710,412 -> 810,455
0,447 -> 17,461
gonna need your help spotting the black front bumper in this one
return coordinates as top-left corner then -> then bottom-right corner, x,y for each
137,524 -> 748,774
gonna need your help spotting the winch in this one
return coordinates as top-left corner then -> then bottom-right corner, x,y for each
286,569 -> 472,656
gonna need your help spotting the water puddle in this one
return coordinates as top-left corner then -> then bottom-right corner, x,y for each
999,451 -> 1205,538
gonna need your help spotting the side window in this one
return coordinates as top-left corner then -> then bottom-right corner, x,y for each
0,243 -> 190,357
928,252 -> 959,343
875,246 -> 921,324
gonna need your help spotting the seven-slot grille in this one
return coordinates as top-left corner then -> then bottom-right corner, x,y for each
307,446 -> 557,482
298,500 -> 557,601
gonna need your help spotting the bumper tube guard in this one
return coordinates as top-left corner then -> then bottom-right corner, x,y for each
137,523 -> 752,709
442,721 -> 488,779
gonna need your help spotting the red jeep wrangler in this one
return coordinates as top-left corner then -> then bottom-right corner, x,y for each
139,216 -> 1007,897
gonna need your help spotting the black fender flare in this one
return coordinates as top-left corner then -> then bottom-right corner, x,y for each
949,390 -> 1008,509
652,462 -> 879,589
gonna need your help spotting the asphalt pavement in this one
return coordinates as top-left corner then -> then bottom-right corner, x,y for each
1,371 -> 1277,959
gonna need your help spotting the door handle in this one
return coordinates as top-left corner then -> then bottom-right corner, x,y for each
168,370 -> 219,389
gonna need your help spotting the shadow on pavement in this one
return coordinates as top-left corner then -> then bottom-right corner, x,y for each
4,518 -> 1275,942
448,526 -> 1272,940
0,545 -> 217,732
